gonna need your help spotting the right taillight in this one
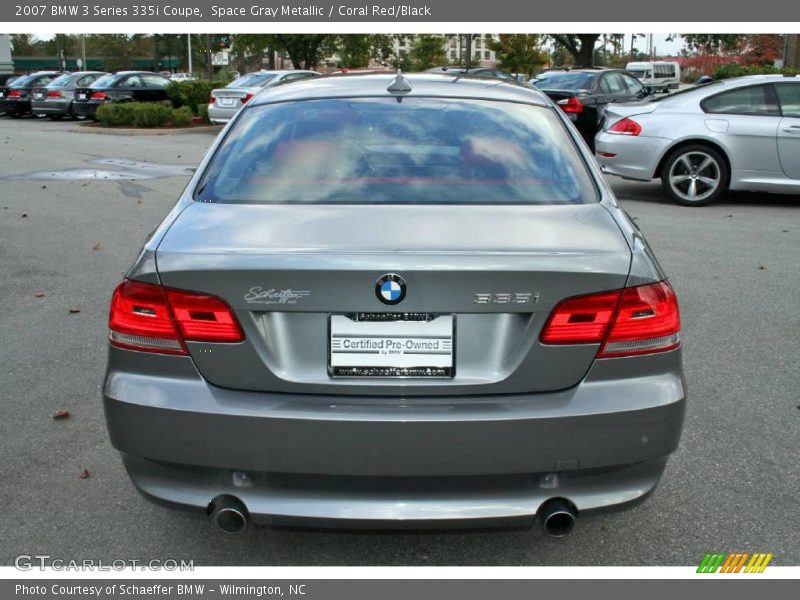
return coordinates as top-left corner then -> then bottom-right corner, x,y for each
607,117 -> 642,136
540,281 -> 680,358
108,279 -> 244,355
556,96 -> 584,114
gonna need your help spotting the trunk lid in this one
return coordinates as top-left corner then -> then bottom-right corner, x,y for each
155,202 -> 631,396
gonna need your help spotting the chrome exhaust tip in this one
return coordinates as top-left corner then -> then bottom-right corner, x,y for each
539,498 -> 577,537
208,495 -> 249,534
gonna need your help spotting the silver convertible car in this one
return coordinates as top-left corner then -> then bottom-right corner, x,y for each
596,74 -> 800,205
104,72 -> 686,536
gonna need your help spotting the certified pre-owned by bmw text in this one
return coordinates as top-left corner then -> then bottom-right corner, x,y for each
103,72 -> 686,536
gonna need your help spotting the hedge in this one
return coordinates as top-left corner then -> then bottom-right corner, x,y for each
96,102 -> 194,128
713,63 -> 800,80
166,80 -> 227,116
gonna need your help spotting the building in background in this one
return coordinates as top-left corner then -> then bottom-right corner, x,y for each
0,34 -> 13,76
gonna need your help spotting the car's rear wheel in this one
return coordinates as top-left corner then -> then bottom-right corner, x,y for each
661,145 -> 728,206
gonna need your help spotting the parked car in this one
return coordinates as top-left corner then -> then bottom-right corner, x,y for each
534,68 -> 651,146
2,71 -> 63,117
207,70 -> 320,124
31,71 -> 107,120
595,74 -> 800,206
427,65 -> 519,83
0,74 -> 20,115
104,72 -> 685,535
170,72 -> 196,82
72,71 -> 171,120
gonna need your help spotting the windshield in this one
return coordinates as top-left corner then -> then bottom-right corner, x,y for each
534,72 -> 597,91
628,69 -> 650,79
196,97 -> 597,205
90,73 -> 126,88
228,73 -> 277,88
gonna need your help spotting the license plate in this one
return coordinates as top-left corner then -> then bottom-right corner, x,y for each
219,97 -> 236,107
0,92 -> 5,99
77,93 -> 86,100
34,92 -> 44,99
329,314 -> 454,377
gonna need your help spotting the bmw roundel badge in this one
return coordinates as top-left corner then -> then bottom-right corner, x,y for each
375,273 -> 407,305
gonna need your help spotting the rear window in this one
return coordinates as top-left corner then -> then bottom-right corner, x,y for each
9,74 -> 36,87
48,74 -> 72,87
534,72 -> 597,91
228,73 -> 277,88
196,97 -> 597,205
90,73 -> 126,88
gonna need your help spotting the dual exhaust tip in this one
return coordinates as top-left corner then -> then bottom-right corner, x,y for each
207,495 -> 577,537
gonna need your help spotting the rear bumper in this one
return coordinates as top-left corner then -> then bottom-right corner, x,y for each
31,99 -> 71,115
72,101 -> 100,118
595,132 -> 672,181
104,347 -> 686,526
3,98 -> 31,115
207,105 -> 237,124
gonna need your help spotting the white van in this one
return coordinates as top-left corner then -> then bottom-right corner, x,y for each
625,61 -> 680,92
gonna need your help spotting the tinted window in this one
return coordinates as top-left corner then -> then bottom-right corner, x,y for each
90,73 -> 127,88
702,85 -> 779,116
229,73 -> 277,88
142,74 -> 168,87
776,83 -> 800,118
601,73 -> 626,94
197,98 -> 596,206
622,74 -> 644,95
76,74 -> 101,87
627,69 -> 647,79
534,72 -> 596,91
121,75 -> 144,87
34,75 -> 57,86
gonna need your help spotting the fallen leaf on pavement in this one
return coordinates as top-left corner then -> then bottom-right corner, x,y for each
79,468 -> 90,479
92,243 -> 101,251
34,292 -> 46,298
53,410 -> 70,419
68,308 -> 81,314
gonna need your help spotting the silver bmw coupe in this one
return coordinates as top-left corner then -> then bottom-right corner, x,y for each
596,74 -> 800,206
103,72 -> 686,536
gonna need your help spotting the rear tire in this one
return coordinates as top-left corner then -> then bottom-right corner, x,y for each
661,144 -> 728,206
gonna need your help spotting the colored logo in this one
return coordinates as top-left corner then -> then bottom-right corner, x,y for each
697,552 -> 773,573
375,274 -> 406,305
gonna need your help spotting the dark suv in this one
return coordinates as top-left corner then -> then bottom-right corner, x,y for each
533,68 -> 651,146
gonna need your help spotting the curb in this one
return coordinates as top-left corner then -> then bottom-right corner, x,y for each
71,124 -> 223,136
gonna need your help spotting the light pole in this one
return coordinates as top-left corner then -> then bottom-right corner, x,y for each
187,34 -> 192,74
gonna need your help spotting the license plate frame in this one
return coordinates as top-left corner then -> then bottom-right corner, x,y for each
219,97 -> 236,107
328,313 -> 456,378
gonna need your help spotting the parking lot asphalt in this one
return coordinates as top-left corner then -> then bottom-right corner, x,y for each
1,117 -> 798,566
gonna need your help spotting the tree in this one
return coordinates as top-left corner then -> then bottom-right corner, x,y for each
549,34 -> 601,67
409,34 -> 447,70
679,34 -> 742,54
486,35 -> 546,76
268,35 -> 330,69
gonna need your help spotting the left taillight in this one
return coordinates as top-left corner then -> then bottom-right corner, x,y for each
46,90 -> 63,98
607,117 -> 642,136
242,92 -> 254,103
89,91 -> 108,101
108,279 -> 244,355
7,90 -> 23,98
